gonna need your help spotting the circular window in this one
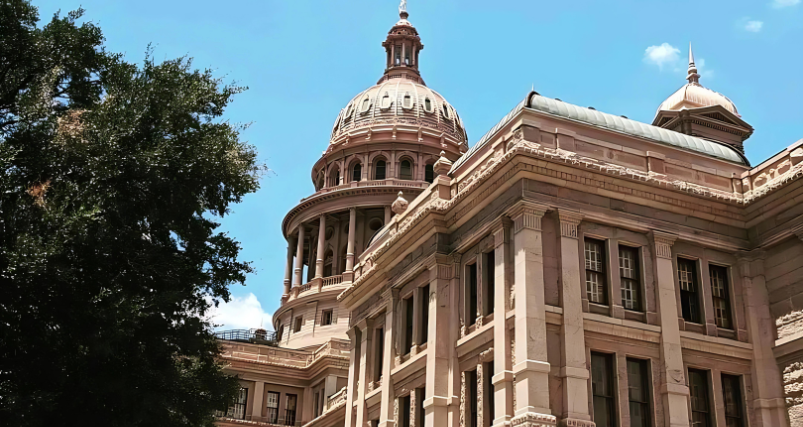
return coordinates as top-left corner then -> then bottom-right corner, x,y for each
369,218 -> 384,231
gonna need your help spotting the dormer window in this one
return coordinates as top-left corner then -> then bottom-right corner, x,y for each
442,104 -> 450,119
360,96 -> 372,114
402,93 -> 413,109
423,98 -> 433,113
380,92 -> 392,110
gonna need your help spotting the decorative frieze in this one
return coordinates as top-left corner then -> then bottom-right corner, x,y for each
477,364 -> 484,427
460,371 -> 466,427
510,204 -> 547,234
651,231 -> 677,260
557,210 -> 583,239
510,412 -> 557,427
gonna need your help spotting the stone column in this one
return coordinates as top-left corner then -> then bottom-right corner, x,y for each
423,254 -> 452,427
315,214 -> 327,279
491,222 -> 514,427
345,326 -> 360,427
556,210 -> 593,426
411,286 -> 422,355
509,202 -> 556,427
650,231 -> 690,427
252,381 -> 265,421
738,250 -> 789,427
344,207 -> 357,281
283,241 -> 294,299
379,290 -> 398,427
385,205 -> 392,226
356,318 -> 374,427
294,224 -> 305,287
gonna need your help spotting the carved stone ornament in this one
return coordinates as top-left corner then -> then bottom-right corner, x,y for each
510,412 -> 557,427
558,210 -> 582,239
392,191 -> 409,215
651,231 -> 677,260
433,150 -> 453,176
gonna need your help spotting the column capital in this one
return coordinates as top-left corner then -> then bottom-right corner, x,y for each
508,201 -> 549,234
737,248 -> 767,263
650,231 -> 677,259
349,206 -> 357,213
557,209 -> 583,239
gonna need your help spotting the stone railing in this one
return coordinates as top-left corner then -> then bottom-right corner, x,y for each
298,283 -> 312,294
301,179 -> 429,202
322,275 -> 343,287
325,387 -> 347,412
221,338 -> 350,370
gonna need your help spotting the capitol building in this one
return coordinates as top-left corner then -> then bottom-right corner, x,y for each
214,5 -> 803,427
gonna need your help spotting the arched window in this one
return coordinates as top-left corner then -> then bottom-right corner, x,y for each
424,98 -> 433,113
329,168 -> 340,187
380,93 -> 391,109
442,104 -> 450,118
395,49 -> 401,65
352,163 -> 362,182
400,159 -> 413,180
323,249 -> 333,278
403,93 -> 413,109
425,164 -> 435,183
375,160 -> 386,180
360,96 -> 371,113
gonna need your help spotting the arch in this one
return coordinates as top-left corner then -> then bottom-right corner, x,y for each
329,165 -> 341,187
399,158 -> 414,180
323,248 -> 334,278
374,158 -> 387,180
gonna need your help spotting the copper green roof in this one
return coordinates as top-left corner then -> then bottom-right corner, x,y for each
451,92 -> 749,172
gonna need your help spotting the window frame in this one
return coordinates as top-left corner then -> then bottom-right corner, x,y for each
466,262 -> 479,327
709,263 -> 733,330
403,294 -> 414,355
585,238 -> 609,305
591,352 -> 617,427
626,358 -> 651,427
721,373 -> 744,427
321,309 -> 334,326
399,159 -> 413,180
352,163 -> 362,182
619,245 -> 643,312
374,159 -> 387,180
677,258 -> 703,324
293,316 -> 303,333
284,394 -> 298,426
482,251 -> 495,316
419,284 -> 430,345
424,163 -> 435,183
688,368 -> 712,427
266,391 -> 280,424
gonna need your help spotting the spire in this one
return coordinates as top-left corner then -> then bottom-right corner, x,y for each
687,42 -> 700,84
379,0 -> 425,84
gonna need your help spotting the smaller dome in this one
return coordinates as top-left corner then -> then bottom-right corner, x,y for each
657,83 -> 739,116
656,44 -> 739,117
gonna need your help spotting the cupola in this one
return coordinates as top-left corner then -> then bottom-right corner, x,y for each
653,44 -> 753,153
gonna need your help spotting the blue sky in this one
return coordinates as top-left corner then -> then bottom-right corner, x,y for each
35,0 -> 803,329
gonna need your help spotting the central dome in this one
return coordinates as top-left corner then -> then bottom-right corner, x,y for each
330,80 -> 467,144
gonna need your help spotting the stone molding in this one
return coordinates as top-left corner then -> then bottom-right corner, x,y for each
650,231 -> 677,259
510,412 -> 557,427
508,202 -> 548,234
557,210 -> 583,239
561,419 -> 596,427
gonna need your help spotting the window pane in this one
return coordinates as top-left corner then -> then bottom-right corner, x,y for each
585,240 -> 607,305
375,160 -> 386,180
710,265 -> 732,329
627,359 -> 651,427
689,369 -> 710,427
591,352 -> 615,427
722,374 -> 744,427
352,164 -> 362,182
678,259 -> 701,323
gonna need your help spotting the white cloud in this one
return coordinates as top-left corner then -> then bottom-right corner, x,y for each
744,20 -> 764,32
644,43 -> 681,70
773,0 -> 800,8
207,293 -> 271,331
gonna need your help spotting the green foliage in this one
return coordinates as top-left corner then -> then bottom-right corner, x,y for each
0,1 -> 260,425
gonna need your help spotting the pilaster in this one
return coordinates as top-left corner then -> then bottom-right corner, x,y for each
251,381 -> 265,421
507,201 -> 556,427
379,289 -> 399,427
345,326 -> 361,427
738,250 -> 789,427
556,210 -> 593,426
423,254 -> 452,427
492,220 -> 514,427
650,231 -> 690,427
356,318 -> 375,427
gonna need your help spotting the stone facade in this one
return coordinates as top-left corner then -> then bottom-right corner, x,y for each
217,6 -> 803,427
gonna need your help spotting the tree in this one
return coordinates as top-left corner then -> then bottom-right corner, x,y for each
0,1 -> 260,425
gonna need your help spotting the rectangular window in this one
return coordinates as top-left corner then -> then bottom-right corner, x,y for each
293,316 -> 303,333
619,246 -> 642,311
321,309 -> 333,326
416,387 -> 426,427
276,323 -> 284,342
373,328 -> 384,382
285,394 -> 298,426
399,395 -> 411,427
466,370 -> 478,427
266,391 -> 280,424
627,358 -> 651,427
722,374 -> 744,427
484,361 -> 495,426
313,391 -> 320,418
467,263 -> 478,326
420,284 -> 430,344
404,295 -> 414,354
585,239 -> 608,305
223,387 -> 247,420
689,369 -> 711,427
709,265 -> 733,329
678,259 -> 702,323
591,352 -> 616,427
484,251 -> 495,316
